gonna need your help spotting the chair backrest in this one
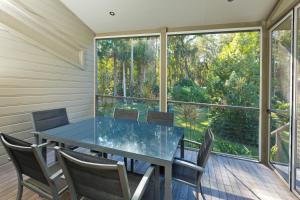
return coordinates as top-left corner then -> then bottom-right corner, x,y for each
146,111 -> 174,126
113,108 -> 139,121
56,148 -> 132,200
0,133 -> 49,185
197,129 -> 214,172
32,108 -> 69,131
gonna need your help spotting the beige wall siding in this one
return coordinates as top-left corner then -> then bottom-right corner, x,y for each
0,1 -> 95,166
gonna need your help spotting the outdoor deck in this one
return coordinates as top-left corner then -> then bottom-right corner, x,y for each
0,149 -> 297,200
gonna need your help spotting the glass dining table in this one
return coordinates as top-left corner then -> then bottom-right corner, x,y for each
35,116 -> 184,200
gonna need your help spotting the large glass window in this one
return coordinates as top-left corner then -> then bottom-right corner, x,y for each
96,36 -> 160,121
269,15 -> 293,183
167,31 -> 261,159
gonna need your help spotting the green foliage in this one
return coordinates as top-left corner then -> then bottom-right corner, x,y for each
270,145 -> 278,161
168,32 -> 260,145
174,79 -> 194,87
171,79 -> 210,103
97,32 -> 262,159
214,140 -> 253,157
96,37 -> 160,98
210,108 -> 259,145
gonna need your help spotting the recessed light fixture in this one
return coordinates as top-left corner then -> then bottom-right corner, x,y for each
109,11 -> 115,16
227,0 -> 234,2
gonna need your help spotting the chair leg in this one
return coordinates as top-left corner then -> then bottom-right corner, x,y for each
124,157 -> 128,169
16,181 -> 23,200
130,159 -> 134,172
180,136 -> 184,158
199,182 -> 205,200
41,138 -> 47,161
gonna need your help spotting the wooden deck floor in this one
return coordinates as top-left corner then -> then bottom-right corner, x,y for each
0,150 -> 298,200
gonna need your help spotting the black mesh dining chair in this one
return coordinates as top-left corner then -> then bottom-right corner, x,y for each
114,108 -> 139,121
32,108 -> 77,160
146,111 -> 174,127
32,108 -> 69,132
145,111 -> 175,174
113,108 -> 139,171
56,147 -> 155,200
0,133 -> 67,200
172,129 -> 214,200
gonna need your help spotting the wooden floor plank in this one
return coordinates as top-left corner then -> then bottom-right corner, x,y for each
0,150 -> 298,200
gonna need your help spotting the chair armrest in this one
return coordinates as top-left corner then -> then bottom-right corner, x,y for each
183,139 -> 202,146
31,131 -> 40,137
131,166 -> 155,200
174,158 -> 204,173
36,142 -> 51,148
49,169 -> 63,181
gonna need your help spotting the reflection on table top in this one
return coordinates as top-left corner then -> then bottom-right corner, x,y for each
42,116 -> 184,162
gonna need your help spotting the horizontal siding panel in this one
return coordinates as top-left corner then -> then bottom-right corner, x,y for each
0,102 -> 93,119
71,110 -> 93,120
0,77 -> 93,88
70,112 -> 94,123
0,121 -> 33,134
0,68 -> 93,83
0,40 -> 94,72
10,130 -> 34,141
0,37 -> 59,58
22,0 -> 94,45
0,113 -> 29,127
0,94 -> 91,107
68,104 -> 93,113
0,30 -> 26,43
0,106 -> 93,128
0,58 -> 93,76
0,99 -> 93,117
0,88 -> 92,97
0,49 -> 80,68
0,0 -> 94,166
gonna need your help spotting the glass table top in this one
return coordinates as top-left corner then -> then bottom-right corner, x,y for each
42,116 -> 184,162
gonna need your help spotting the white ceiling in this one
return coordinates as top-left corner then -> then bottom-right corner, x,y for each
60,0 -> 277,34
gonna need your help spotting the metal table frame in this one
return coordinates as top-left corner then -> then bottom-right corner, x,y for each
35,117 -> 184,200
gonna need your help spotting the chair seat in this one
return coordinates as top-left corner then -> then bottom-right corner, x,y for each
66,145 -> 78,150
172,160 -> 198,185
24,163 -> 67,195
79,172 -> 153,200
57,149 -> 155,200
127,172 -> 143,193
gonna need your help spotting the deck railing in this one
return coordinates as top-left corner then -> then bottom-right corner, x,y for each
96,95 -> 260,159
269,110 -> 290,164
270,123 -> 290,164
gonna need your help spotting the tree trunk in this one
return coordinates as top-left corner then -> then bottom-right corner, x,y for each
138,64 -> 143,97
113,53 -> 117,96
143,66 -> 146,80
183,58 -> 190,80
123,62 -> 127,97
130,40 -> 134,96
154,39 -> 158,83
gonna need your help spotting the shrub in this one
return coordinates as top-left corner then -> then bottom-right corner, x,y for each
171,78 -> 210,103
